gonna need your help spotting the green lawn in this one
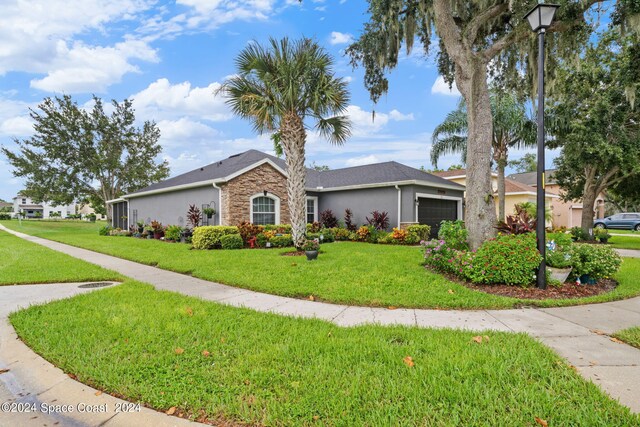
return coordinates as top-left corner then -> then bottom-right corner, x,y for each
0,230 -> 120,285
3,220 -> 640,309
608,229 -> 640,235
609,235 -> 640,250
10,281 -> 639,426
613,327 -> 640,349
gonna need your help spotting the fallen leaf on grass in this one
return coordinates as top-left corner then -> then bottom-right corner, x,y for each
534,417 -> 548,426
201,350 -> 210,357
308,295 -> 315,301
166,407 -> 177,415
610,337 -> 625,344
448,289 -> 455,294
291,263 -> 297,267
94,391 -> 102,396
403,356 -> 415,367
472,336 -> 483,344
312,415 -> 320,421
0,369 -> 9,375
244,379 -> 251,385
185,307 -> 193,316
174,348 -> 184,355
388,306 -> 398,310
483,335 -> 490,342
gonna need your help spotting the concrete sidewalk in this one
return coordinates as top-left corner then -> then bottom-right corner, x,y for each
1,225 -> 639,417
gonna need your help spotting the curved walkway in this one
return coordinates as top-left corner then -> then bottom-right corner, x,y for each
1,225 -> 640,419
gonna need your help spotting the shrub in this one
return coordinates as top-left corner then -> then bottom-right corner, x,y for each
255,233 -> 268,247
320,209 -> 339,228
98,225 -> 112,236
366,210 -> 389,231
594,228 -> 611,241
404,233 -> 420,245
270,234 -> 293,248
220,234 -> 244,250
307,222 -> 322,233
546,246 -> 573,269
495,207 -> 536,235
406,224 -> 431,242
438,220 -> 468,251
469,234 -> 542,286
192,226 -> 240,250
332,227 -> 351,241
356,225 -> 370,241
547,232 -> 573,248
391,227 -> 408,242
150,220 -> 164,233
186,204 -> 201,228
572,244 -> 622,280
109,228 -> 131,237
237,222 -> 264,244
308,230 -> 335,243
0,213 -> 11,220
264,224 -> 292,234
377,232 -> 394,244
344,209 -> 357,231
164,225 -> 183,242
570,226 -> 591,241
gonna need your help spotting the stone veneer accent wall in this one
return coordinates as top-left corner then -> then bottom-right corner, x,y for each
220,162 -> 290,225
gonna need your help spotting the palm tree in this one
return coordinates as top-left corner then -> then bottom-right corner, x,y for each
431,91 -> 536,221
221,37 -> 351,248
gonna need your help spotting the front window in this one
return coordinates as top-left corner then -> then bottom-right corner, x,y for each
306,198 -> 315,223
22,198 -> 26,204
252,196 -> 276,225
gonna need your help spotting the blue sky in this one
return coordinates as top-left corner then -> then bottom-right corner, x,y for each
0,0 -> 544,202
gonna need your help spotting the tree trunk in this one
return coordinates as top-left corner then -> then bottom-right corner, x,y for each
456,61 -> 497,250
581,178 -> 598,239
495,146 -> 507,222
280,112 -> 308,249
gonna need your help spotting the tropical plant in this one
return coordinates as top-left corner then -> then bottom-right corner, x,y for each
301,239 -> 320,251
495,206 -> 536,235
514,202 -> 552,223
344,208 -> 357,231
437,220 -> 468,251
164,225 -> 183,242
186,204 -> 201,229
221,37 -> 351,248
366,210 -> 389,231
320,209 -> 338,228
431,91 -> 536,221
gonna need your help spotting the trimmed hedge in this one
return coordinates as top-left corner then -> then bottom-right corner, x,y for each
192,226 -> 240,250
220,234 -> 244,250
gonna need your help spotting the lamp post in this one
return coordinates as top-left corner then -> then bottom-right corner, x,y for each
524,2 -> 559,289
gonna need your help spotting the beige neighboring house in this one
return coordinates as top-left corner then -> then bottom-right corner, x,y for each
508,170 -> 605,229
77,203 -> 106,220
432,169 -> 558,226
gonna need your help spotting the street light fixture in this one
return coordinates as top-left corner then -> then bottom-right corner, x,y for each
524,2 -> 559,289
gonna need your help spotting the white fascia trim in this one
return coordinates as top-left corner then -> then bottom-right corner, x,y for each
225,158 -> 288,181
415,192 -> 464,222
249,192 -> 281,225
122,180 -> 219,199
442,172 -> 498,180
106,197 -> 127,204
307,180 -> 465,193
502,191 -> 561,199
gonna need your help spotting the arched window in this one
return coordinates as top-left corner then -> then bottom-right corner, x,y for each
250,194 -> 280,225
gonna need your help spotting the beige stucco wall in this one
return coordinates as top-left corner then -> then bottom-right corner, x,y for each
545,184 -> 605,228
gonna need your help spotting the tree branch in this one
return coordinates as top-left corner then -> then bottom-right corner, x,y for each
432,0 -> 470,65
466,3 -> 508,45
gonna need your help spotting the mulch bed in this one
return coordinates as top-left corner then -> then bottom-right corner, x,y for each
466,278 -> 618,300
281,250 -> 305,256
428,266 -> 618,300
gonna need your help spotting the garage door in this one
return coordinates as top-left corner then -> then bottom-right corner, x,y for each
417,198 -> 458,237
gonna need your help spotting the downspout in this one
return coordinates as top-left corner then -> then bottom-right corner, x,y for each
395,185 -> 401,229
212,182 -> 222,225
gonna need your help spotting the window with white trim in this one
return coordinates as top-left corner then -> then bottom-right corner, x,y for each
306,197 -> 316,223
252,196 -> 276,225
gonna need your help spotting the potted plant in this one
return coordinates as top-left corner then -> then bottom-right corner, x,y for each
594,228 -> 611,244
203,207 -> 216,219
546,245 -> 573,283
302,238 -> 320,261
180,228 -> 193,243
136,220 -> 145,233
150,220 -> 164,239
87,213 -> 97,222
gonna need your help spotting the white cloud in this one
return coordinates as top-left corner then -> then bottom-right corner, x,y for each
131,78 -> 231,122
342,76 -> 353,83
30,39 -> 158,93
345,154 -> 380,167
389,109 -> 414,121
329,31 -> 353,45
345,105 -> 414,137
0,116 -> 33,137
431,76 -> 461,97
157,118 -> 221,149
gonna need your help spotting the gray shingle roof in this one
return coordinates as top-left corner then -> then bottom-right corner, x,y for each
508,170 -> 557,186
129,149 -> 463,195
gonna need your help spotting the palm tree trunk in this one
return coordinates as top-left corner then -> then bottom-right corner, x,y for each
495,146 -> 507,222
280,112 -> 308,248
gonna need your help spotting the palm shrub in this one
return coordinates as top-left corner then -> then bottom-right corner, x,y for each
344,209 -> 357,231
221,37 -> 351,248
366,210 -> 389,231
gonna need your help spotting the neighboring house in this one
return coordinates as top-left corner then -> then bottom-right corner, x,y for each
77,203 -> 106,220
0,201 -> 12,211
11,193 -> 74,219
508,170 -> 605,228
107,150 -> 465,236
432,169 -> 559,226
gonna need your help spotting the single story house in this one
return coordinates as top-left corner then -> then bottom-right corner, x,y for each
108,150 -> 465,235
508,170 -> 605,228
11,193 -> 75,219
432,169 -> 559,226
